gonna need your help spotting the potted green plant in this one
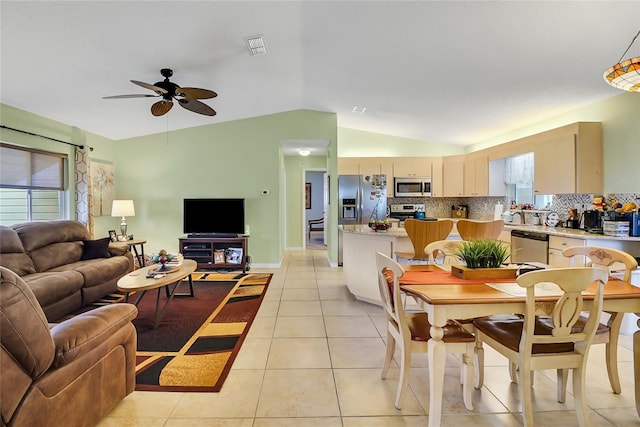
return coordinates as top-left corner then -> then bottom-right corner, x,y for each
451,238 -> 514,279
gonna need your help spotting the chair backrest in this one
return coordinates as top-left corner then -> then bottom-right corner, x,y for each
456,219 -> 504,241
403,219 -> 453,260
563,246 -> 638,282
516,267 -> 608,356
375,252 -> 408,329
0,267 -> 55,380
424,239 -> 464,269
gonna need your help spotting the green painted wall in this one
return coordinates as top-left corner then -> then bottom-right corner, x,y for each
466,92 -> 640,193
115,110 -> 337,266
337,127 -> 464,157
0,103 -> 119,232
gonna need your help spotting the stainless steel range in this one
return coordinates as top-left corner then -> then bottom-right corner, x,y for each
389,203 -> 432,222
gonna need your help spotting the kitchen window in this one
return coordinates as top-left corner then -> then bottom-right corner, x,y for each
0,144 -> 67,225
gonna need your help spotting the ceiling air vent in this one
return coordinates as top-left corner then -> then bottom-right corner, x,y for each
245,35 -> 267,56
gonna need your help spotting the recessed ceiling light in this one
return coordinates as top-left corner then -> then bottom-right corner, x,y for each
298,149 -> 311,156
352,105 -> 367,113
244,35 -> 267,56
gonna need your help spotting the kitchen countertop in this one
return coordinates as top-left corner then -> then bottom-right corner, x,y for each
339,224 -> 410,237
504,223 -> 640,242
340,221 -> 640,242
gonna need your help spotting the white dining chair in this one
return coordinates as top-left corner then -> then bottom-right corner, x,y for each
423,239 -> 465,270
375,252 -> 475,410
559,246 -> 638,398
473,267 -> 608,427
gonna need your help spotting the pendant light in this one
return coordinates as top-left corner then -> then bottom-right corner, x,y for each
603,29 -> 640,92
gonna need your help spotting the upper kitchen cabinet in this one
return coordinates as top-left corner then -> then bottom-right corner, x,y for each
532,123 -> 603,195
431,157 -> 444,197
443,155 -> 465,197
358,158 -> 384,175
393,157 -> 433,177
338,158 -> 360,175
533,135 -> 576,194
463,155 -> 489,196
338,157 -> 392,176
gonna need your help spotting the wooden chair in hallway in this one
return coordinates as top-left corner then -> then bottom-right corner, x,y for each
456,219 -> 504,241
474,267 -> 608,427
375,252 -> 475,410
394,219 -> 453,263
558,246 -> 639,399
307,217 -> 324,240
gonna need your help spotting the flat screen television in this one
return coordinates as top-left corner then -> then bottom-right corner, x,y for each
183,198 -> 245,237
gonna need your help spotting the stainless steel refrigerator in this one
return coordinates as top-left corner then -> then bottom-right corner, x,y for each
338,174 -> 387,265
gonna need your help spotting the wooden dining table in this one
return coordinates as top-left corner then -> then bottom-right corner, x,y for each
398,265 -> 640,427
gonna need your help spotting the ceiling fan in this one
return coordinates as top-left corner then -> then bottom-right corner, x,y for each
103,68 -> 217,117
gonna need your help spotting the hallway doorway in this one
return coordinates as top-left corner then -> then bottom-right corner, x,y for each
304,168 -> 327,250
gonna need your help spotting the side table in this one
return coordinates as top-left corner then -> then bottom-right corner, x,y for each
127,239 -> 146,268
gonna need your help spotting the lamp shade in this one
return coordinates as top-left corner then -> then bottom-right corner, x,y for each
604,29 -> 640,93
111,200 -> 135,217
603,56 -> 640,92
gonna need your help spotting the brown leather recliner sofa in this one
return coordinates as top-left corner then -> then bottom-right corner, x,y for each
1,266 -> 138,427
0,220 -> 134,322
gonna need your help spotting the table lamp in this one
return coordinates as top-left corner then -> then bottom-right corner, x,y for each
111,200 -> 135,241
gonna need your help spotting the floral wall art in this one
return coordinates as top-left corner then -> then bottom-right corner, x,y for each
90,160 -> 115,216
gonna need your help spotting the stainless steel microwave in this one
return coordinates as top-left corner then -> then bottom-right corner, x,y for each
394,177 -> 432,197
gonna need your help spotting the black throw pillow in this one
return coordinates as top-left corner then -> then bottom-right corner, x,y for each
81,237 -> 112,260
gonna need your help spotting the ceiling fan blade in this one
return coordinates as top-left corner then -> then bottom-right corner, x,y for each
103,94 -> 159,99
175,87 -> 217,99
178,98 -> 216,116
151,100 -> 173,116
131,80 -> 168,95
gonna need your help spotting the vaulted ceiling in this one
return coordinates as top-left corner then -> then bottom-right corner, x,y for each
1,1 -> 638,146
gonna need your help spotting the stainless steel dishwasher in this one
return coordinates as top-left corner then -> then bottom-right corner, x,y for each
511,230 -> 549,264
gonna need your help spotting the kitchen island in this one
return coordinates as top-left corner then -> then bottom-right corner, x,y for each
340,223 -> 462,305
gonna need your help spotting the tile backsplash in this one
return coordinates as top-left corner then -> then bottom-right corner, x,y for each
389,193 -> 640,222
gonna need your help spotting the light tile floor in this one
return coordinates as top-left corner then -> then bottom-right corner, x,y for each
99,249 -> 640,426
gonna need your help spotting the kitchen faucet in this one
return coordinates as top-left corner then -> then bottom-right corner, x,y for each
511,211 -> 525,224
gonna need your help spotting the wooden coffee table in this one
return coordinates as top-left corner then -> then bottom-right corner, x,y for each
117,259 -> 197,329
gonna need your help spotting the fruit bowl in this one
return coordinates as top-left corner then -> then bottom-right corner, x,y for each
370,222 -> 391,231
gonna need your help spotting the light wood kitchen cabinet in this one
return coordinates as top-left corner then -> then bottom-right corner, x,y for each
358,158 -> 383,175
526,122 -> 602,195
338,157 -> 389,175
534,135 -> 576,195
393,157 -> 432,177
338,158 -> 360,175
463,155 -> 489,196
443,155 -> 464,197
431,157 -> 443,197
548,235 -> 585,267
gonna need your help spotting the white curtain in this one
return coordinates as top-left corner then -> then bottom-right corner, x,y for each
504,152 -> 534,188
75,147 -> 95,238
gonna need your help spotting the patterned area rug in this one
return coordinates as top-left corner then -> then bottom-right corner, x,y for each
132,272 -> 272,392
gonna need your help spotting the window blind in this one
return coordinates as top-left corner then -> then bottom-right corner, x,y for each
0,144 -> 66,190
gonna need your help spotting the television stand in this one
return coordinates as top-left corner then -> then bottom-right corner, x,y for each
187,233 -> 237,239
179,236 -> 248,272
